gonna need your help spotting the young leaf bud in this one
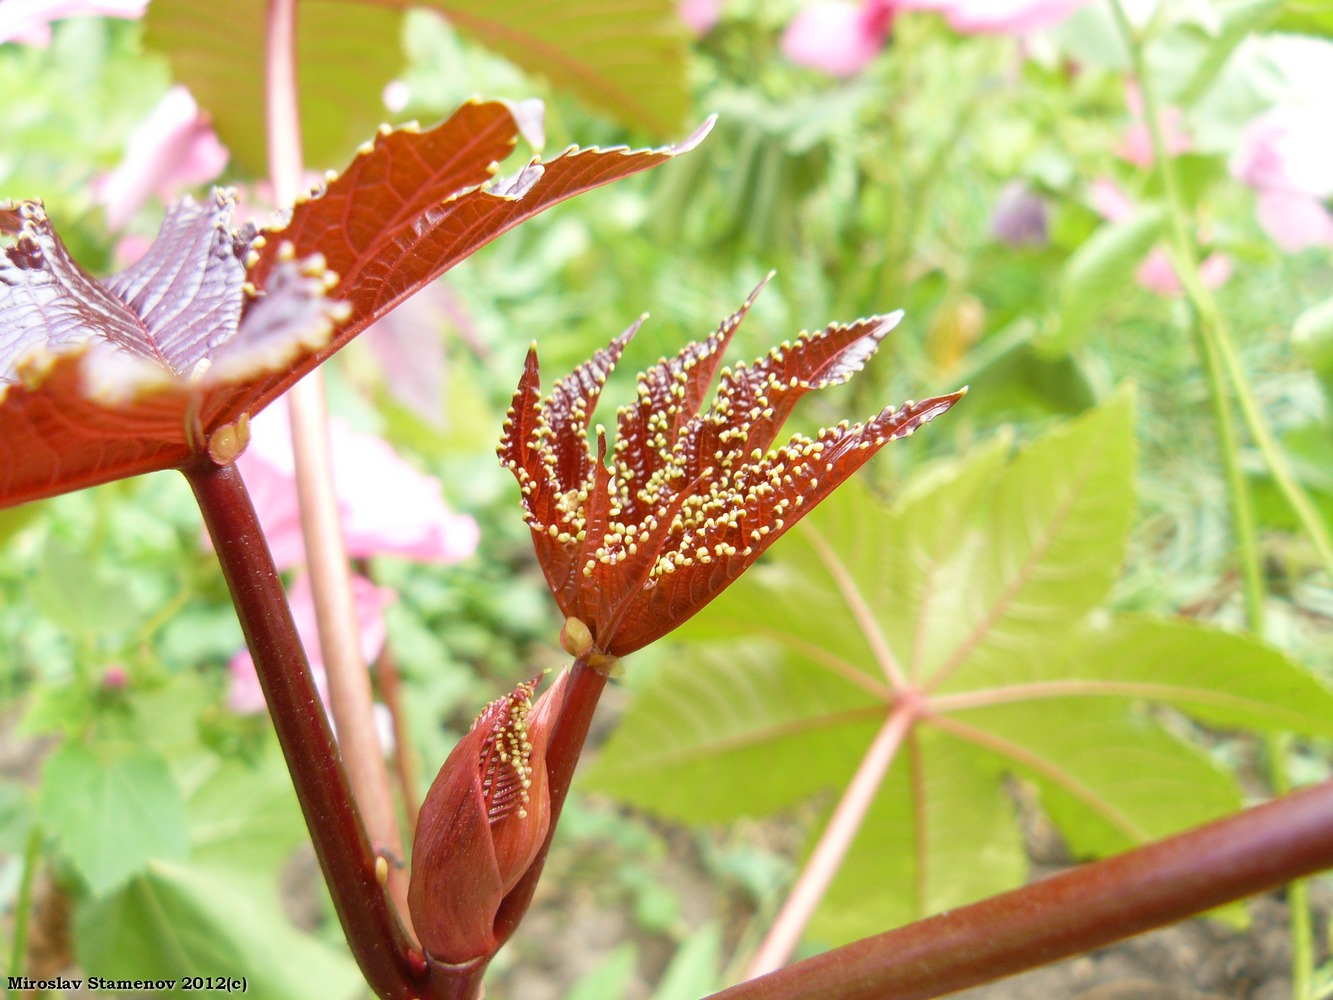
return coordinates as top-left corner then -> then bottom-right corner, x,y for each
407,671 -> 567,964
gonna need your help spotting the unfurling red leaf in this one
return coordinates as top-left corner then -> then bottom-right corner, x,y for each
500,280 -> 965,656
0,193 -> 340,506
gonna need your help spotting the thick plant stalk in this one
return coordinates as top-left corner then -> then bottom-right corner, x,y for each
264,0 -> 412,933
746,700 -> 916,978
708,778 -> 1333,1000
185,459 -> 425,1000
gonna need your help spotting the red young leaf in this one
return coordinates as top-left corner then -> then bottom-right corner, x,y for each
499,283 -> 966,656
241,100 -> 713,408
0,101 -> 707,510
0,194 -> 341,506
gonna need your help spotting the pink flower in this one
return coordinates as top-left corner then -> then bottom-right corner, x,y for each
782,0 -> 894,77
1135,247 -> 1231,298
1090,178 -> 1231,298
361,282 -> 461,427
233,403 -> 480,571
1118,83 -> 1191,168
902,0 -> 1088,34
228,572 -> 395,714
0,0 -> 144,46
1089,177 -> 1136,223
679,0 -> 722,35
96,86 -> 229,231
1230,107 -> 1333,252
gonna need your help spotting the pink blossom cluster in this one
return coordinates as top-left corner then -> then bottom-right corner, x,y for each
1230,106 -> 1333,252
1090,178 -> 1232,298
781,0 -> 1090,76
224,405 -> 479,723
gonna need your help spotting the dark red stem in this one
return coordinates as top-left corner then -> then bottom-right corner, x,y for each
708,778 -> 1333,1000
492,655 -> 606,945
184,459 -> 430,1000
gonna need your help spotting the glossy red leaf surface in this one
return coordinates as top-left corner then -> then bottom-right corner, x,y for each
243,100 -> 712,408
500,284 -> 966,656
0,101 -> 705,510
0,194 -> 340,506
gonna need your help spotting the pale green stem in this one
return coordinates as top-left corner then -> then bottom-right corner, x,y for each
264,0 -> 412,939
744,699 -> 917,979
1271,732 -> 1315,1000
6,826 -> 41,1000
1114,8 -> 1333,583
1110,5 -> 1316,996
1119,23 -> 1264,624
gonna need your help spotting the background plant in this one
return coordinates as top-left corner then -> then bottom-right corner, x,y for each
1,0 -> 1332,998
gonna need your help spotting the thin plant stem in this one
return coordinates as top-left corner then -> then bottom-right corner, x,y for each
746,700 -> 916,978
6,825 -> 41,999
376,641 -> 422,835
707,778 -> 1333,1000
1215,326 -> 1333,573
1271,732 -> 1315,1000
183,459 -> 426,1000
287,380 -> 412,915
263,0 -> 411,935
1110,3 -> 1333,582
1109,5 -> 1321,994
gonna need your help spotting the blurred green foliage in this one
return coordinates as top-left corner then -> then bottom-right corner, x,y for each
2,0 -> 1332,996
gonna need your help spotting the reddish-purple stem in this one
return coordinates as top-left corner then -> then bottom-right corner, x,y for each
708,778 -> 1333,1000
183,459 -> 430,1000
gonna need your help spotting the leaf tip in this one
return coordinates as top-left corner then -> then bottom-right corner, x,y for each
679,115 -> 718,154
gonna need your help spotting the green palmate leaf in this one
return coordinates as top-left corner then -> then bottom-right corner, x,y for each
75,861 -> 361,1000
588,391 -> 1333,945
812,727 -> 1025,944
592,639 -> 881,822
70,742 -> 349,998
183,747 -> 310,897
30,536 -> 139,637
144,0 -> 405,174
368,0 -> 689,135
145,0 -> 688,174
41,743 -> 188,896
1274,0 -> 1333,37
